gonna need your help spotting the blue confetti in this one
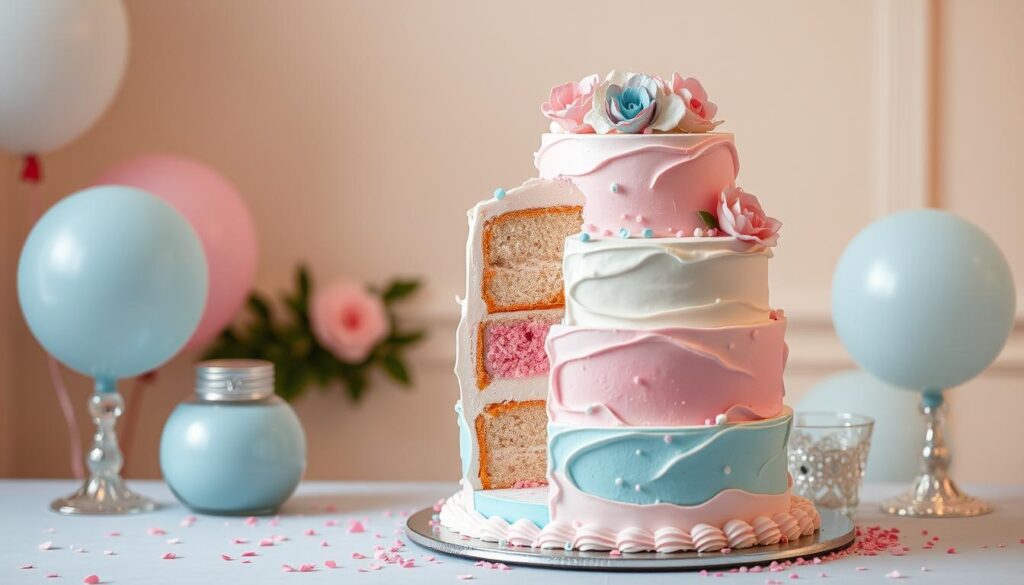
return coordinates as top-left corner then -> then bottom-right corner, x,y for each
618,228 -> 630,239
493,187 -> 506,200
579,232 -> 591,242
642,228 -> 654,238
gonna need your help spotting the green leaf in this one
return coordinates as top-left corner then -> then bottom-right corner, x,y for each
296,265 -> 311,302
381,354 -> 411,386
382,280 -> 420,302
697,210 -> 720,230
387,330 -> 426,346
248,293 -> 273,323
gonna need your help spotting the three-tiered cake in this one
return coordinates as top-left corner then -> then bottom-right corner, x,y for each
442,71 -> 820,553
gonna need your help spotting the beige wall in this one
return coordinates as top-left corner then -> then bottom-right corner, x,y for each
0,0 -> 1021,483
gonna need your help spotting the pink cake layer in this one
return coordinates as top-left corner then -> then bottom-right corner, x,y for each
484,318 -> 554,380
535,133 -> 738,237
546,318 -> 787,426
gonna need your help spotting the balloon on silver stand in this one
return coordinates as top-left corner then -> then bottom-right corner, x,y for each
18,187 -> 208,515
832,210 -> 1015,518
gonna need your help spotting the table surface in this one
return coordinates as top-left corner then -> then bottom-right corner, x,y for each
1,480 -> 1022,584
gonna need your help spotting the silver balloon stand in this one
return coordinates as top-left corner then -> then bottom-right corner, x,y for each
881,390 -> 990,517
51,379 -> 156,515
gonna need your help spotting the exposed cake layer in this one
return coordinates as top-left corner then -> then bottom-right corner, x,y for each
482,206 -> 582,313
564,236 -> 771,329
548,409 -> 792,514
535,133 -> 738,237
547,318 -> 787,427
455,178 -> 585,491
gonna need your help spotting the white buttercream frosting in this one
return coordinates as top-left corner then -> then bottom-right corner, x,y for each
438,488 -> 821,553
563,236 -> 771,329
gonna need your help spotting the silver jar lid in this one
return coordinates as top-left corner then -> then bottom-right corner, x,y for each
195,359 -> 275,401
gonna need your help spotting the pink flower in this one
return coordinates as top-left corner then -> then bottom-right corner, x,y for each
311,280 -> 388,362
717,187 -> 782,246
670,74 -> 723,133
541,74 -> 598,133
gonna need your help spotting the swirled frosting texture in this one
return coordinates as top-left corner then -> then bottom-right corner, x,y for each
563,236 -> 771,329
535,133 -> 738,236
546,319 -> 787,426
548,410 -> 791,507
439,487 -> 820,553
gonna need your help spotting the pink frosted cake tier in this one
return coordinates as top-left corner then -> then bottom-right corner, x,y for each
534,133 -> 738,237
546,317 -> 787,427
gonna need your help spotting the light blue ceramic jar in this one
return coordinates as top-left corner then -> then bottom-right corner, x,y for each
160,359 -> 306,515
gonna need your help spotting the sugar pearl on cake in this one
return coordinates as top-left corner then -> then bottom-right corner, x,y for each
493,187 -> 506,200
579,232 -> 591,242
751,329 -> 760,339
634,484 -> 642,492
642,228 -> 654,238
715,414 -> 728,425
693,227 -> 705,237
663,435 -> 672,444
675,230 -> 686,237
635,449 -> 643,456
618,228 -> 630,239
723,465 -> 732,476
603,229 -> 614,237
610,182 -> 619,193
632,375 -> 645,386
635,214 -> 645,223
728,341 -> 736,350
615,477 -> 624,487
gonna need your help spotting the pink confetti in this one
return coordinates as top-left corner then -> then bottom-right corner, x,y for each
609,549 -> 622,557
946,547 -> 957,554
299,564 -> 316,572
886,570 -> 904,579
320,541 -> 329,547
325,519 -> 339,527
241,551 -> 257,557
700,570 -> 709,576
304,528 -> 316,536
161,552 -> 178,560
103,550 -> 115,556
107,532 -> 121,537
402,560 -> 416,568
221,554 -> 232,561
47,573 -> 60,579
282,564 -> 295,573
348,520 -> 366,534
83,576 -> 100,585
456,576 -> 474,581
242,560 -> 252,564
273,534 -> 289,542
259,538 -> 274,547
352,552 -> 367,559
166,537 -> 182,545
789,574 -> 799,580
20,564 -> 34,570
244,516 -> 259,526
325,560 -> 338,569
180,516 -> 197,527
231,537 -> 249,544
38,541 -> 56,550
147,527 -> 166,536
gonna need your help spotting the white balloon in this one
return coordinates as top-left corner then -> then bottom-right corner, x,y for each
797,370 -> 926,483
0,0 -> 129,154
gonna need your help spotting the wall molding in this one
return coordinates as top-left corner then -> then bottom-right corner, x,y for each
873,0 -> 937,215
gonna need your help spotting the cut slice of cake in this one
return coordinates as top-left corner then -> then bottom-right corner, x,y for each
454,178 -> 583,492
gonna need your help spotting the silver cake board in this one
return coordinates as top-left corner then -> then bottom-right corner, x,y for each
406,507 -> 855,572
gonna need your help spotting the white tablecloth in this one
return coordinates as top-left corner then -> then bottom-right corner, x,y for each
1,480 -> 1021,583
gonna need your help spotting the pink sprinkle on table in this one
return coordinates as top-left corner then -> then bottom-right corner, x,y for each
325,560 -> 338,569
299,564 -> 316,572
47,573 -> 59,579
320,541 -> 329,547
886,569 -> 904,579
147,527 -> 166,536
161,552 -> 178,560
259,538 -> 274,546
304,528 -> 316,536
856,566 -> 868,571
221,554 -> 232,561
402,560 -> 415,568
20,564 -> 33,570
789,573 -> 799,579
241,551 -> 257,557
347,520 -> 367,533
107,532 -> 120,537
352,552 -> 367,559
103,550 -> 115,556
282,564 -> 295,573
921,529 -> 928,535
457,576 -> 474,581
166,537 -> 181,545
244,516 -> 259,526
38,540 -> 55,550
83,575 -> 99,584
699,569 -> 709,576
231,537 -> 249,544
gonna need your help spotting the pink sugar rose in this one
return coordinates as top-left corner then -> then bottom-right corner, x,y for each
670,73 -> 723,133
541,74 -> 599,133
311,280 -> 388,362
717,187 -> 782,246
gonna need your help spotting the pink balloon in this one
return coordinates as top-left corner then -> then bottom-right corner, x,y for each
95,154 -> 257,350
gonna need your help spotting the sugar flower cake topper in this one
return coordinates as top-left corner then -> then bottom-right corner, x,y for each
542,70 -> 723,134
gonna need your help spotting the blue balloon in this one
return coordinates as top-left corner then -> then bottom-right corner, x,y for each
832,209 -> 1015,391
797,370 -> 925,483
18,186 -> 208,385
